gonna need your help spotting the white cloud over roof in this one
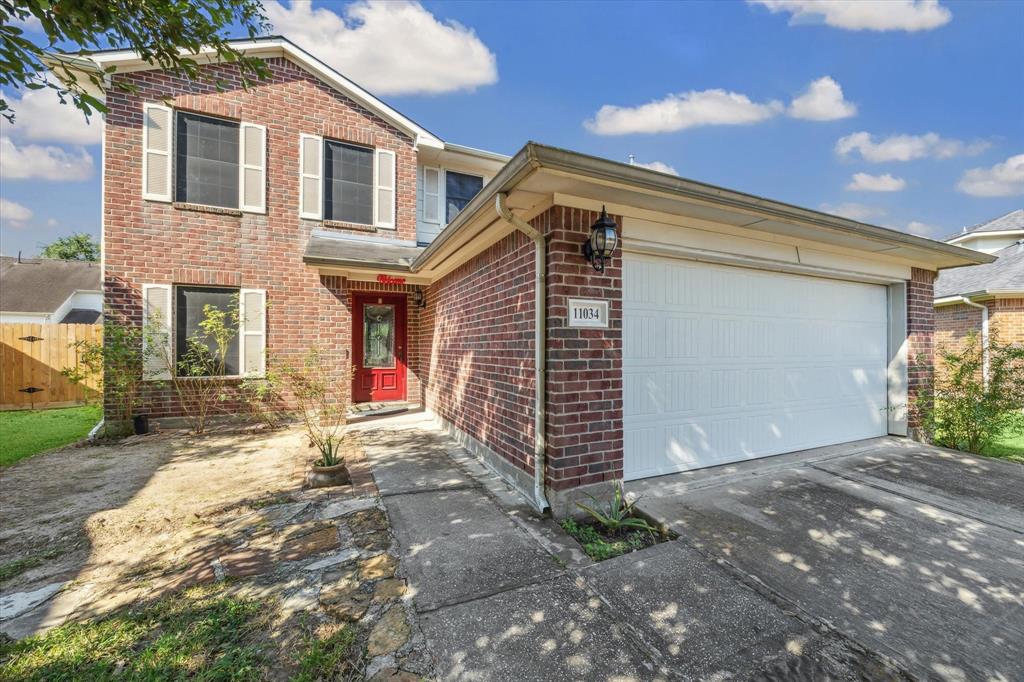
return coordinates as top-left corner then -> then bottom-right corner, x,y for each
957,154 -> 1024,197
264,0 -> 497,96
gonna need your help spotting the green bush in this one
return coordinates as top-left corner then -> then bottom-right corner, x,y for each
916,331 -> 1024,455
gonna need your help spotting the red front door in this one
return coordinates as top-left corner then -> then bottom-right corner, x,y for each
352,294 -> 407,402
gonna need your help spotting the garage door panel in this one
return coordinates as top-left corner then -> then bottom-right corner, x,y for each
624,254 -> 888,480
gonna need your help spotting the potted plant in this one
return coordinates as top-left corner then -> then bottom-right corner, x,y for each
286,347 -> 353,488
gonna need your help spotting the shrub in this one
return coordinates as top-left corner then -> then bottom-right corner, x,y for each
145,298 -> 239,434
62,322 -> 144,436
917,331 -> 1024,454
283,347 -> 351,467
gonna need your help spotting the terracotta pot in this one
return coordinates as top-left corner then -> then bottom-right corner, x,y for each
305,462 -> 351,489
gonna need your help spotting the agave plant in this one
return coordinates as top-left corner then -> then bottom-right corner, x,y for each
576,482 -> 657,534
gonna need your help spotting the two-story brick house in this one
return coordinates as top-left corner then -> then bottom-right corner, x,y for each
57,37 -> 990,514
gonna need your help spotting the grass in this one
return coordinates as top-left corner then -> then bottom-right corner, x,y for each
0,584 -> 272,681
0,405 -> 101,467
292,625 -> 364,682
561,517 -> 659,562
0,546 -> 64,585
982,424 -> 1024,464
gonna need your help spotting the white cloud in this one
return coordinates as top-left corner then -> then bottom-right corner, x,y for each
0,136 -> 94,181
788,76 -> 856,121
835,132 -> 988,163
1,79 -> 102,145
585,89 -> 783,136
819,202 -> 886,222
749,0 -> 952,32
956,154 -> 1024,197
633,160 -> 678,175
264,0 -> 497,95
846,172 -> 906,192
906,220 -> 940,237
0,198 -> 33,229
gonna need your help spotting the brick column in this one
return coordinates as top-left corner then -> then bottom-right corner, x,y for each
535,206 -> 623,502
907,267 -> 935,433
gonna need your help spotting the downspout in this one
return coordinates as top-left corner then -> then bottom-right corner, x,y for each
959,296 -> 989,386
495,193 -> 550,513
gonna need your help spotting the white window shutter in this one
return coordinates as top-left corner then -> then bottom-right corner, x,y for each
142,104 -> 173,202
299,134 -> 323,219
374,149 -> 396,229
142,284 -> 172,380
239,123 -> 266,213
239,288 -> 266,377
422,166 -> 441,224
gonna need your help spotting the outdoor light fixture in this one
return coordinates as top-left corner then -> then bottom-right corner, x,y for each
582,206 -> 618,273
412,286 -> 426,309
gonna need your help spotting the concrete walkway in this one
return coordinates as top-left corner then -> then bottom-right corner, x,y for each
355,415 -> 904,681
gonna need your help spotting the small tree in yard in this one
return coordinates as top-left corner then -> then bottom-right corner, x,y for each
284,347 -> 351,468
146,299 -> 239,435
917,331 -> 1024,454
63,322 -> 144,436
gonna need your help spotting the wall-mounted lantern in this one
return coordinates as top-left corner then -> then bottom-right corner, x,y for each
412,286 -> 426,309
582,206 -> 618,274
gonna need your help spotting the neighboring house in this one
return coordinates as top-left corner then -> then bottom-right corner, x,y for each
935,210 -> 1024,361
52,36 -> 990,514
0,256 -> 102,324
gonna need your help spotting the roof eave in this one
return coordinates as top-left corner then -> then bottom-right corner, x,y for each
414,142 -> 995,273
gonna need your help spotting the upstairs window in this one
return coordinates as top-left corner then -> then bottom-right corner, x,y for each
175,112 -> 240,209
445,171 -> 483,223
324,140 -> 374,225
299,135 -> 395,228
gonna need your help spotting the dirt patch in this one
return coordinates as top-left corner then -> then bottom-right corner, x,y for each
0,427 -> 306,595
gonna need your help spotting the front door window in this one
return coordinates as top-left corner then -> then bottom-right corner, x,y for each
363,304 -> 395,368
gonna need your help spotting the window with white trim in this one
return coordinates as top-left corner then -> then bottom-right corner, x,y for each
298,136 -> 397,228
140,104 -> 265,213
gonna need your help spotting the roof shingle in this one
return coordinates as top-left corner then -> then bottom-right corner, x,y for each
0,257 -> 101,313
934,241 -> 1024,298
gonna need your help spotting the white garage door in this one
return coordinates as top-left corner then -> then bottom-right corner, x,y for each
623,253 -> 888,480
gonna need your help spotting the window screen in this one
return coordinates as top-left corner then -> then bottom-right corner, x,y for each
324,140 -> 373,224
175,112 -> 239,208
175,286 -> 239,376
446,171 -> 483,223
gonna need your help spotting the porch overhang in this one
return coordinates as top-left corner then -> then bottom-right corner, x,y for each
303,232 -> 427,282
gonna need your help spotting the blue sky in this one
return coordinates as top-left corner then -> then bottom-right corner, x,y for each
1,0 -> 1022,256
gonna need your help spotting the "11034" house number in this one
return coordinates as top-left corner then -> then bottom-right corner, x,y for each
567,298 -> 609,328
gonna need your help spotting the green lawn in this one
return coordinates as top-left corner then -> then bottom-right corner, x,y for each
983,425 -> 1024,464
0,405 -> 101,467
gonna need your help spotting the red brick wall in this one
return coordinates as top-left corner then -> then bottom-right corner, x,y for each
907,267 -> 936,429
935,303 -> 984,358
419,205 -> 624,493
537,206 -> 623,492
935,297 -> 1024,381
991,298 -> 1024,344
420,230 -> 538,474
104,57 -> 419,418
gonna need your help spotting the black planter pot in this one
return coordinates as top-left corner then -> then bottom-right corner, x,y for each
132,414 -> 149,435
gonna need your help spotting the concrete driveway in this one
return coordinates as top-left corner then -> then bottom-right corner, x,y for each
635,438 -> 1024,682
358,415 -> 1023,681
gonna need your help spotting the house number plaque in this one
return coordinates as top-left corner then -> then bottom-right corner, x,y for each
568,298 -> 609,328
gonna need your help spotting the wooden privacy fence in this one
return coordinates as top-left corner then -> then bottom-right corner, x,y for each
0,323 -> 102,410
